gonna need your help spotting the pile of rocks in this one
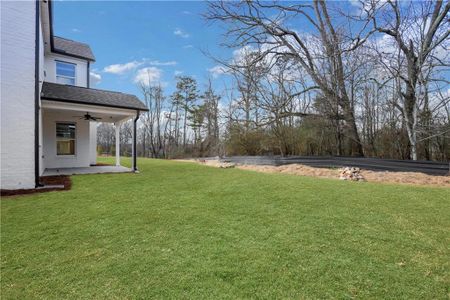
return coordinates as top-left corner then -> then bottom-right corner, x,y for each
339,167 -> 366,181
219,162 -> 236,169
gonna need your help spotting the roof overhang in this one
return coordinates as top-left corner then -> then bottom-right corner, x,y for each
41,82 -> 149,112
41,96 -> 147,112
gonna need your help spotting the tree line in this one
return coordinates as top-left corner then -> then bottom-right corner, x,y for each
98,0 -> 449,161
97,76 -> 222,158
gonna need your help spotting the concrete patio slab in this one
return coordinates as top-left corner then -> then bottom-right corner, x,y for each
43,166 -> 132,176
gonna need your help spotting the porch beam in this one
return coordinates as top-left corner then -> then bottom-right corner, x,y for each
41,100 -> 136,118
115,122 -> 121,166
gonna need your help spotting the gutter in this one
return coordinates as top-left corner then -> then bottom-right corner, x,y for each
48,0 -> 54,50
87,61 -> 90,88
41,96 -> 149,112
35,0 -> 42,187
52,49 -> 95,62
133,110 -> 140,172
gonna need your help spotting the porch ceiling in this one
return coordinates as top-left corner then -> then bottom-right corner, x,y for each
42,100 -> 136,123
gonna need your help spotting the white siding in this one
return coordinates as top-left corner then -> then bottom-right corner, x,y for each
1,1 -> 36,189
89,122 -> 97,165
42,110 -> 91,169
44,53 -> 88,87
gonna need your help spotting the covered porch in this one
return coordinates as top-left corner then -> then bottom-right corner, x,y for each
39,82 -> 148,176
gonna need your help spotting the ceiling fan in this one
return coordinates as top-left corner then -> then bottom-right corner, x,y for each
73,112 -> 102,121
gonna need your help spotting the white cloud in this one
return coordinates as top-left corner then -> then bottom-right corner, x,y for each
182,45 -> 194,49
208,65 -> 229,78
71,28 -> 81,33
89,71 -> 101,85
348,0 -> 386,16
231,45 -> 256,64
103,59 -> 177,75
134,67 -> 162,85
181,10 -> 191,15
103,61 -> 143,74
174,28 -> 190,38
174,70 -> 183,76
148,60 -> 177,66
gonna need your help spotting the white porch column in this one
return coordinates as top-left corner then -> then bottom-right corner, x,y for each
115,122 -> 121,166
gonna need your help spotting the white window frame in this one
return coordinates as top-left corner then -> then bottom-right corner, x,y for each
56,122 -> 77,157
55,60 -> 77,85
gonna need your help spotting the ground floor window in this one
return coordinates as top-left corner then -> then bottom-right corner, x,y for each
56,123 -> 76,155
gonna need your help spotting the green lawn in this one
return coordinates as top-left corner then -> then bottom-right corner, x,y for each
1,158 -> 449,299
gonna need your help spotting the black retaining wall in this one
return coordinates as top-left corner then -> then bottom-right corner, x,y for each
218,156 -> 449,176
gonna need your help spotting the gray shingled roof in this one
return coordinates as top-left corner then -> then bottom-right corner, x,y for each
53,36 -> 96,61
41,82 -> 148,111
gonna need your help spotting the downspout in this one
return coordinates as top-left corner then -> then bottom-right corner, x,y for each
35,0 -> 42,187
133,110 -> 140,172
48,0 -> 54,50
87,61 -> 90,88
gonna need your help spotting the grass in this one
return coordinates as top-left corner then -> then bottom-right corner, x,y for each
1,157 -> 449,299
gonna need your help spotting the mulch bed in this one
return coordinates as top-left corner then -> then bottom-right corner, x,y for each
1,175 -> 72,197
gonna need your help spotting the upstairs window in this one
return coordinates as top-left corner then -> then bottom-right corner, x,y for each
56,61 -> 76,85
56,123 -> 76,155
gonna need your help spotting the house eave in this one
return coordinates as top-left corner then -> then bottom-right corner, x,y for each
41,96 -> 149,112
51,49 -> 96,62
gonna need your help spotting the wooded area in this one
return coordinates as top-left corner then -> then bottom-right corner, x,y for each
98,0 -> 449,161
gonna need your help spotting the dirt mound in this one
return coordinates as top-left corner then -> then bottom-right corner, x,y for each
180,159 -> 450,188
240,164 -> 450,187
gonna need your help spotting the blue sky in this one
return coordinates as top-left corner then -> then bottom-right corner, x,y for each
53,1 -> 232,97
55,1 -> 445,101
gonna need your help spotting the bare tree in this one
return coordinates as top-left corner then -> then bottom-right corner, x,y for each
141,83 -> 166,158
370,0 -> 449,159
97,123 -> 115,155
120,120 -> 133,156
206,0 -> 377,155
199,79 -> 221,155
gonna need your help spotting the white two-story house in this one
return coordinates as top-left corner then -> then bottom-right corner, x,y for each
1,0 -> 148,190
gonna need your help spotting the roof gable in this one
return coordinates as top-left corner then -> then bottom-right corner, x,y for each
53,36 -> 95,62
